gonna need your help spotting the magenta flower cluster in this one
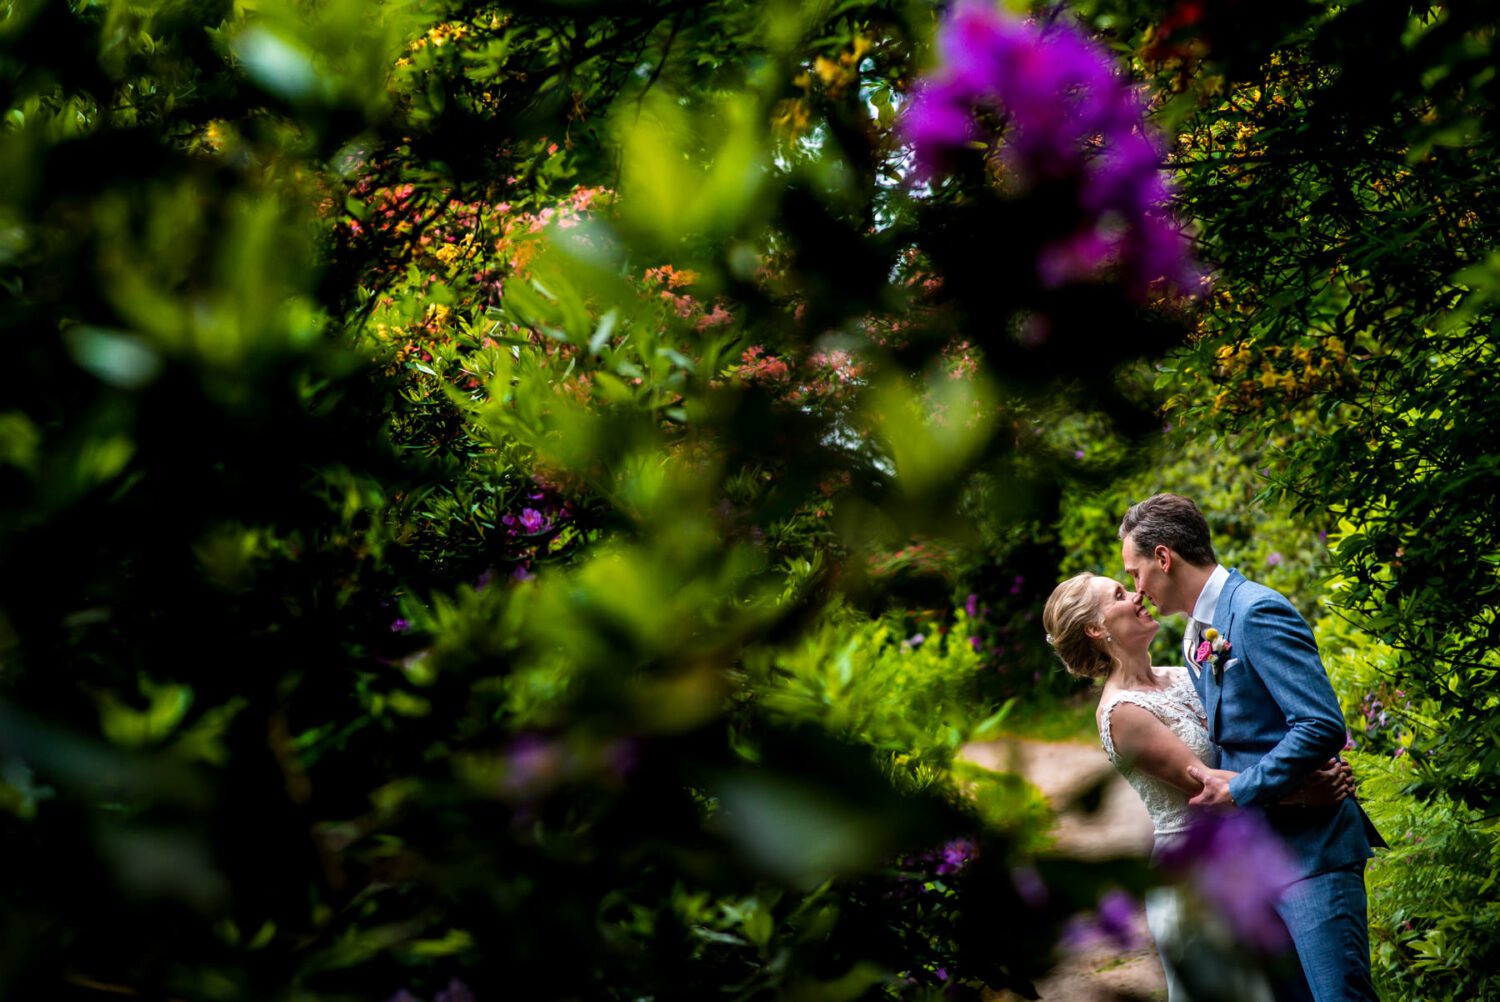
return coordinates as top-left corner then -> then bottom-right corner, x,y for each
903,3 -> 1198,296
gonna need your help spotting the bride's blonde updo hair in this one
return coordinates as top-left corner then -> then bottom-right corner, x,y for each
1043,572 -> 1113,679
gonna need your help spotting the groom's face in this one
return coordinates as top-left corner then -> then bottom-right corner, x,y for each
1122,535 -> 1178,616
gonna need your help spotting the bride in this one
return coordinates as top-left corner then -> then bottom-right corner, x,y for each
1042,572 -> 1350,1001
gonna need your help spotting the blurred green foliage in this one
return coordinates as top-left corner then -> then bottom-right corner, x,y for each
6,0 -> 1497,997
0,0 -> 1176,998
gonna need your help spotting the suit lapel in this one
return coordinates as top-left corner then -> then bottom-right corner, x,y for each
1205,570 -> 1246,741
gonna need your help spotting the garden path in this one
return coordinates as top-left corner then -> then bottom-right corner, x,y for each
960,737 -> 1167,1001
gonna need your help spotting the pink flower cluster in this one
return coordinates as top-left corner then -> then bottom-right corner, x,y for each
903,4 -> 1199,297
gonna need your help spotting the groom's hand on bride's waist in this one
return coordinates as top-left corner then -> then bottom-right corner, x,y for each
1186,765 -> 1237,807
1280,757 -> 1356,807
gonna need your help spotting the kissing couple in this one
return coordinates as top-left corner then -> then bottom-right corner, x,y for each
1043,493 -> 1385,1001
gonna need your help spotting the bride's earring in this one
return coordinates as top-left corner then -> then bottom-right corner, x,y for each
1105,633 -> 1113,643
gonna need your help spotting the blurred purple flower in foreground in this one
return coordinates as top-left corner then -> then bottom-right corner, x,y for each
1157,810 -> 1297,953
902,3 -> 1198,297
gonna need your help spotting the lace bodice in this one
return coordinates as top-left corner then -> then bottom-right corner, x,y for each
1098,667 -> 1213,836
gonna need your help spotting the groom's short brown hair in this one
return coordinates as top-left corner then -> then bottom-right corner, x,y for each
1119,493 -> 1217,568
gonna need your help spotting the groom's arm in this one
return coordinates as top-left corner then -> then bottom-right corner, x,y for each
1224,596 -> 1348,808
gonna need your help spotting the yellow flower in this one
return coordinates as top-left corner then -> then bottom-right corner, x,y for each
1203,628 -> 1219,642
772,98 -> 811,138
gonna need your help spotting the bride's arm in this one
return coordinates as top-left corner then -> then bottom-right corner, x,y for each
1106,703 -> 1231,796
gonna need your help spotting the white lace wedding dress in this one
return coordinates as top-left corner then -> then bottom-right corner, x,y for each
1097,665 -> 1212,1002
1097,665 -> 1213,842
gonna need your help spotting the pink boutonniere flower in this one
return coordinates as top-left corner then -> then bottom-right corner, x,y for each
1201,628 -> 1233,682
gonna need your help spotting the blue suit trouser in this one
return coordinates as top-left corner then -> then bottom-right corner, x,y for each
1275,861 -> 1378,1002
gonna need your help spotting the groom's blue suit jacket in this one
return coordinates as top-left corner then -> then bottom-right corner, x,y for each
1194,569 -> 1385,880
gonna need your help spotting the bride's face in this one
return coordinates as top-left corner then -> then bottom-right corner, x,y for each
1092,576 -> 1158,651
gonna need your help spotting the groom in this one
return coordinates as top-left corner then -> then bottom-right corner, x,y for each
1119,493 -> 1383,1002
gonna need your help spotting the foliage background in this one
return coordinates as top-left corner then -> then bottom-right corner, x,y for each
3,0 -> 1498,999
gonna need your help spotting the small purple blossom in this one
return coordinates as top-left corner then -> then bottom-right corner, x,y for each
902,3 -> 1198,297
390,617 -> 411,633
1267,551 -> 1284,567
435,979 -> 477,1002
519,508 -> 548,534
936,837 -> 977,875
1063,889 -> 1143,950
965,592 -> 979,618
1074,449 -> 1086,460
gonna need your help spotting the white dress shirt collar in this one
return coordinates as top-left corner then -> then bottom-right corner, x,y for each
1191,564 -> 1230,627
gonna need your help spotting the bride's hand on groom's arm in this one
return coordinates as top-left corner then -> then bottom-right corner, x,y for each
1280,757 -> 1356,806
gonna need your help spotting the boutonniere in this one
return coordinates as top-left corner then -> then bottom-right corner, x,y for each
1195,628 -> 1233,683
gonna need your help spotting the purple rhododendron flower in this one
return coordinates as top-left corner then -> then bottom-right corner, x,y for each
519,508 -> 547,533
903,3 -> 1199,297
390,617 -> 411,633
965,592 -> 979,618
1158,810 -> 1297,953
1063,889 -> 1143,950
936,837 -> 977,875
